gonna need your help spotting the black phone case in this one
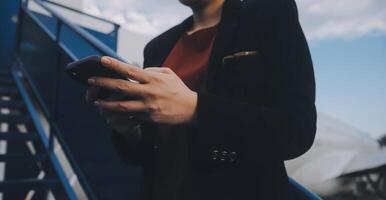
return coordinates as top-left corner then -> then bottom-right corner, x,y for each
65,55 -> 129,99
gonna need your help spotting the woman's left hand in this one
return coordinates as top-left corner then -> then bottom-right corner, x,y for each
87,56 -> 198,125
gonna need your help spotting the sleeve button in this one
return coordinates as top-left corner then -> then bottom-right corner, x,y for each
229,151 -> 237,162
220,151 -> 228,161
212,150 -> 220,160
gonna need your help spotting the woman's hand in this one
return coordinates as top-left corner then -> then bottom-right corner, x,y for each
87,56 -> 198,125
86,86 -> 141,138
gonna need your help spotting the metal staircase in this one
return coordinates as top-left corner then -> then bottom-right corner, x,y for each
0,0 -> 134,199
0,69 -> 67,199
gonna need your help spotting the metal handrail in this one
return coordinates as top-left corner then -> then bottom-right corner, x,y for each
289,178 -> 323,200
13,0 -> 123,198
28,0 -> 125,61
11,65 -> 79,200
44,0 -> 120,30
13,54 -> 97,199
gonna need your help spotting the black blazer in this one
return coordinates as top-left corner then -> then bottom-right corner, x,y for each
112,0 -> 317,199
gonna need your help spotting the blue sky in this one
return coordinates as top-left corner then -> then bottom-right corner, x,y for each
81,0 -> 386,138
311,35 -> 386,138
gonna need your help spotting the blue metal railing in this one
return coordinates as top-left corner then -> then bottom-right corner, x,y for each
44,0 -> 120,31
289,178 -> 323,200
11,66 -> 79,199
12,0 -> 127,199
13,0 -> 145,199
22,0 -> 123,60
43,0 -> 120,48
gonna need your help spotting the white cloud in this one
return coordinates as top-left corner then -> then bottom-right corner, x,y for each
297,0 -> 386,40
81,0 -> 386,41
82,0 -> 191,37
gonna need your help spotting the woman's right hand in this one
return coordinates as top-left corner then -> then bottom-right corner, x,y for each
86,86 -> 142,139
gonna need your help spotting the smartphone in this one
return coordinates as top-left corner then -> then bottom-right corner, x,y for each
65,55 -> 133,99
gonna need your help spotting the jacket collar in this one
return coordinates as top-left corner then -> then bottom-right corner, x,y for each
152,0 -> 243,91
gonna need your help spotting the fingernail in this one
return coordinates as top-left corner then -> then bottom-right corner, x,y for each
88,78 -> 95,84
101,56 -> 111,65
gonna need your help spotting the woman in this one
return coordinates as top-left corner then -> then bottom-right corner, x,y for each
86,0 -> 317,199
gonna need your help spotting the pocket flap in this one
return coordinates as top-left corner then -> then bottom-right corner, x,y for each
222,51 -> 258,64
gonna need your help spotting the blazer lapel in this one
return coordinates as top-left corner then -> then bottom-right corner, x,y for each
206,0 -> 243,92
150,17 -> 193,67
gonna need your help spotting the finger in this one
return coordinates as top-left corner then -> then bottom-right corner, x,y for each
88,77 -> 145,97
94,100 -> 147,113
86,86 -> 100,102
101,56 -> 152,83
144,67 -> 173,74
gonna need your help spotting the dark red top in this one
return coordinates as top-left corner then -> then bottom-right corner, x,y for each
163,24 -> 218,91
149,24 -> 218,200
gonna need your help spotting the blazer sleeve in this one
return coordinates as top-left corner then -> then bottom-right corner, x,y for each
111,124 -> 157,166
111,128 -> 145,165
191,0 -> 317,164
